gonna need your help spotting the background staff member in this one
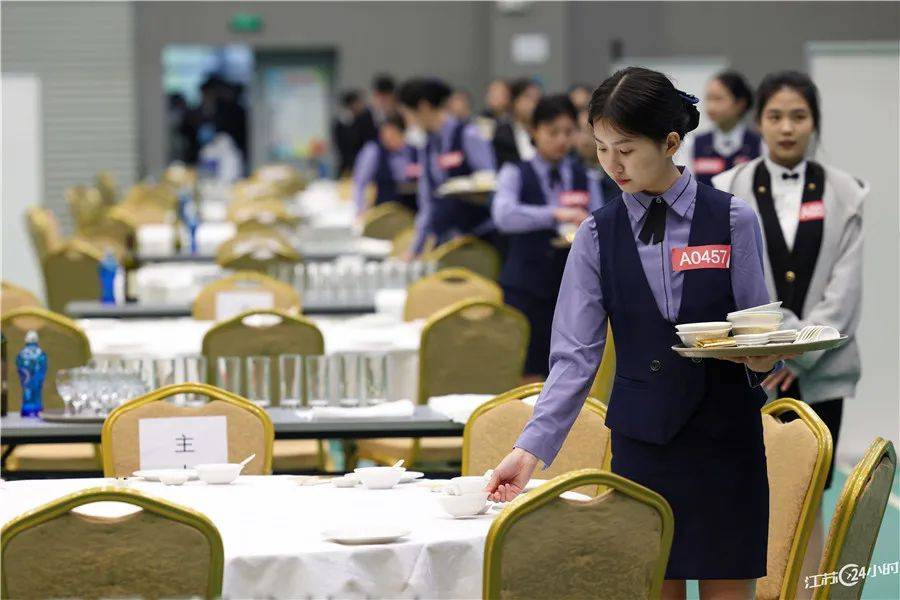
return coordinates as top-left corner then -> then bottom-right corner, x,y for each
679,70 -> 764,186
713,70 -> 865,580
351,114 -> 420,215
492,78 -> 541,167
486,67 -> 794,600
402,77 -> 497,257
492,94 -> 603,379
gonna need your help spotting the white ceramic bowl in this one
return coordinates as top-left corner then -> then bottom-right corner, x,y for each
727,311 -> 783,325
727,302 -> 783,319
437,492 -> 489,517
677,327 -> 733,347
157,470 -> 192,486
675,321 -> 732,333
449,476 -> 489,495
195,463 -> 243,485
354,466 -> 405,490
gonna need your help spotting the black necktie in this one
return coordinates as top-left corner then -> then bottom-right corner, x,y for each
782,172 -> 800,181
549,167 -> 562,189
639,198 -> 667,245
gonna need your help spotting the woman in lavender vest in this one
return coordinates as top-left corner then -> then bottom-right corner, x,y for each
351,113 -> 420,215
492,94 -> 603,379
679,70 -> 764,186
485,68 -> 796,599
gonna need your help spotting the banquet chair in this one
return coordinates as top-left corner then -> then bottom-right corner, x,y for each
403,267 -> 503,321
390,226 -> 416,258
1,486 -> 224,599
356,299 -> 529,468
813,438 -> 896,600
202,309 -> 326,471
41,239 -> 103,313
588,325 -> 616,405
758,398 -> 833,600
361,201 -> 415,241
162,162 -> 198,190
192,271 -> 301,321
253,163 -> 307,196
424,235 -> 501,281
25,207 -> 64,263
482,469 -> 673,600
228,197 -> 299,230
2,307 -> 99,472
0,281 -> 42,317
216,230 -> 301,274
462,383 -> 611,496
66,186 -> 132,258
101,383 -> 274,477
95,170 -> 119,205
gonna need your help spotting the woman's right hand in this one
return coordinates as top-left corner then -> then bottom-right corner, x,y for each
484,448 -> 540,502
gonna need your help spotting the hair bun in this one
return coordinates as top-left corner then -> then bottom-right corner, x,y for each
683,103 -> 701,133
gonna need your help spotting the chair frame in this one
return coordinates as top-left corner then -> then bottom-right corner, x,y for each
0,307 -> 92,359
461,383 -> 612,476
812,438 -> 896,600
482,468 -> 674,600
0,486 -> 224,599
101,382 -> 275,476
403,267 -> 503,321
762,397 -> 834,600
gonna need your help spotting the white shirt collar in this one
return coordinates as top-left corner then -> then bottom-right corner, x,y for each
712,122 -> 746,153
764,156 -> 807,185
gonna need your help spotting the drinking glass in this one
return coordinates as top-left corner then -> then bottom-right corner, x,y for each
180,355 -> 208,406
56,369 -> 76,415
245,356 -> 271,407
215,356 -> 243,395
333,353 -> 360,408
361,353 -> 389,406
305,355 -> 329,407
279,354 -> 304,408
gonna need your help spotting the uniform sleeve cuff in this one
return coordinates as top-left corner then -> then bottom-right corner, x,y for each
513,434 -> 553,470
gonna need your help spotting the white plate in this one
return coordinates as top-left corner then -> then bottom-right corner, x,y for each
133,469 -> 198,482
674,321 -> 732,333
322,526 -> 411,545
400,471 -> 425,483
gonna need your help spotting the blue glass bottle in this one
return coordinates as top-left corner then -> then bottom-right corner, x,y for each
98,249 -> 118,304
179,187 -> 200,255
17,331 -> 47,417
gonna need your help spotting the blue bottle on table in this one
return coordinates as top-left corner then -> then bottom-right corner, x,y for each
17,331 -> 47,417
98,249 -> 118,304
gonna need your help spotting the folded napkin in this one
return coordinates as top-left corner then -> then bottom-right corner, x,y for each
427,394 -> 539,424
296,399 -> 415,420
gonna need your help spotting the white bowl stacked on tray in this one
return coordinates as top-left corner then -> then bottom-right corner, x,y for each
674,322 -> 733,348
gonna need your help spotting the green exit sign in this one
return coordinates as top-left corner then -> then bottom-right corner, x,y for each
229,13 -> 263,33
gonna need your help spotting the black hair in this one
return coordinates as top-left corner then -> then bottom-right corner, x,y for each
340,90 -> 361,108
588,67 -> 701,142
711,70 -> 754,116
532,94 -> 578,128
416,78 -> 453,108
398,78 -> 425,109
382,113 -> 406,132
755,70 -> 820,132
372,73 -> 396,94
509,78 -> 539,101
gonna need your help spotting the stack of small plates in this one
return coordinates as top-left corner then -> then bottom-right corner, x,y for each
727,302 -> 784,335
674,322 -> 733,347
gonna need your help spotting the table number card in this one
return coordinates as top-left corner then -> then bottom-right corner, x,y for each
215,290 -> 275,321
138,416 -> 228,470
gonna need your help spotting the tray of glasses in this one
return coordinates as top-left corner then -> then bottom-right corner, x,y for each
672,336 -> 848,359
39,410 -> 107,423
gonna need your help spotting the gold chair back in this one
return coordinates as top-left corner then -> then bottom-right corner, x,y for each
462,384 -> 611,483
813,438 -> 897,600
1,308 -> 91,411
192,272 -> 301,321
390,226 -> 416,258
1,486 -> 223,599
227,197 -> 298,229
424,235 -> 501,280
42,239 -> 103,312
162,163 -> 198,190
252,164 -> 307,196
95,170 -> 119,205
101,383 -> 274,477
202,309 -> 324,405
483,469 -> 674,600
404,267 -> 503,322
588,324 -> 616,404
25,207 -> 64,262
0,281 -> 42,317
65,185 -> 106,235
216,230 -> 301,274
361,201 -> 416,240
758,398 -> 833,600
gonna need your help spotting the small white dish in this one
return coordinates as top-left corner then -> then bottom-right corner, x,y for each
354,466 -> 405,489
133,469 -> 197,482
732,333 -> 772,346
400,471 -> 425,483
437,492 -> 490,518
195,463 -> 243,485
332,476 -> 358,488
675,321 -> 732,333
677,327 -> 733,347
728,310 -> 783,324
322,526 -> 411,545
158,470 -> 192,486
448,475 -> 489,495
732,324 -> 781,335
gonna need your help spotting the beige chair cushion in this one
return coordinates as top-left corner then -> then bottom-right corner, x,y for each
361,202 -> 415,240
498,490 -> 664,599
192,272 -> 301,320
425,235 -> 501,281
272,440 -> 324,472
25,207 -> 64,262
758,413 -> 821,600
105,399 -> 270,477
4,443 -> 101,472
42,240 -> 104,313
403,268 -> 503,321
0,281 -> 42,317
3,509 -> 211,599
356,436 -> 462,466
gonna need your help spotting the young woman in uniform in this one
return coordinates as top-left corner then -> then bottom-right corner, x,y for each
351,114 -> 420,215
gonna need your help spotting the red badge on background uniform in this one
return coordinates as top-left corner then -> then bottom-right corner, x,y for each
404,163 -> 422,179
733,155 -> 751,165
672,245 -> 732,272
559,191 -> 589,208
693,157 -> 726,175
799,200 -> 825,222
437,151 -> 464,170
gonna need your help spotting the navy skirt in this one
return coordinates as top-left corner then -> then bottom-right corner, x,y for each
610,413 -> 769,580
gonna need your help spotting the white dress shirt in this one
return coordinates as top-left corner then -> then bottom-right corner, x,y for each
513,121 -> 536,161
764,156 -> 807,250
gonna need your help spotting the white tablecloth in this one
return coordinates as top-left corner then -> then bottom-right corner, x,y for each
0,476 -> 492,598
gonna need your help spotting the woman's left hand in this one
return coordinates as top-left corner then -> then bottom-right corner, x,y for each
762,366 -> 797,392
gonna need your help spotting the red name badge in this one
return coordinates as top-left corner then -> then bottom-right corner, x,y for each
437,151 -> 464,170
404,163 -> 422,179
672,245 -> 732,272
559,191 -> 589,208
733,155 -> 751,165
693,157 -> 726,175
799,200 -> 825,222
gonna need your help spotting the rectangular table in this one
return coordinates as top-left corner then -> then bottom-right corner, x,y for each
135,238 -> 392,266
65,300 -> 376,319
0,406 -> 463,445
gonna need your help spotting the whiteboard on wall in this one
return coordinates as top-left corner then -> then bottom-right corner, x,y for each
808,41 -> 900,464
1,74 -> 44,300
